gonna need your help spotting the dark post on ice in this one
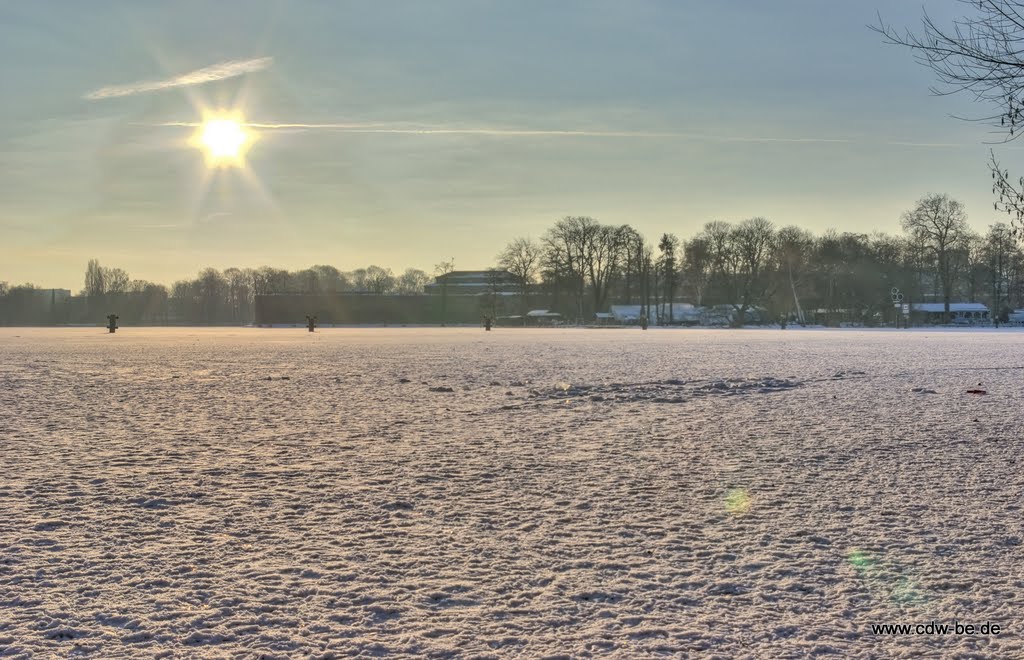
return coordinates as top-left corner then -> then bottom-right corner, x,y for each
106,314 -> 118,334
306,315 -> 317,332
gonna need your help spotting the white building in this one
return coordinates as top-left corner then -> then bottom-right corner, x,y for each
609,303 -> 703,325
911,302 -> 989,324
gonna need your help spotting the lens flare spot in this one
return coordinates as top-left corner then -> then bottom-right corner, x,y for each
847,549 -> 876,570
848,549 -> 926,606
725,488 -> 751,514
891,577 -> 924,605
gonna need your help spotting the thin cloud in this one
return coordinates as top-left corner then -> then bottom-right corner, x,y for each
85,57 -> 272,100
885,141 -> 968,148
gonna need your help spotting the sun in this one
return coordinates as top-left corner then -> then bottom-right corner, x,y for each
193,116 -> 251,166
202,119 -> 245,157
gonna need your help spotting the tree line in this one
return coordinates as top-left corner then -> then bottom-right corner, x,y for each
2,193 -> 1024,325
496,195 -> 1024,325
0,261 -> 434,325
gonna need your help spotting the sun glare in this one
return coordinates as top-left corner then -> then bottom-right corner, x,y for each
194,117 -> 250,166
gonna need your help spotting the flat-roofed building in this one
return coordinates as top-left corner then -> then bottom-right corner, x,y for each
911,302 -> 989,324
424,270 -> 518,295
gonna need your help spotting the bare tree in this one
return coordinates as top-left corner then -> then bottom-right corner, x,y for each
638,242 -> 655,320
253,266 -> 289,295
224,267 -> 253,322
539,241 -> 572,317
396,268 -> 430,295
497,237 -> 542,314
704,221 -> 735,304
985,222 -> 1017,320
196,268 -> 227,323
617,226 -> 646,305
901,193 -> 970,320
348,268 -> 369,292
311,265 -> 348,293
84,259 -> 106,297
483,268 -> 504,319
248,268 -> 265,297
682,236 -> 711,306
657,233 -> 680,323
874,2 -> 1024,235
434,258 -> 455,325
543,218 -> 587,321
542,216 -> 627,320
585,223 -> 626,314
962,231 -> 986,303
728,218 -> 777,326
775,226 -> 815,323
364,266 -> 396,294
82,260 -> 130,320
346,265 -> 396,294
293,268 -> 321,294
433,259 -> 455,279
104,268 -> 130,295
127,279 -> 170,323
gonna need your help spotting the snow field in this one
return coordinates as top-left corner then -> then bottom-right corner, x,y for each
1,327 -> 1023,657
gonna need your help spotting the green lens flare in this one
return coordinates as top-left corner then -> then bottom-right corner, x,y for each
847,549 -> 875,570
725,488 -> 751,514
848,549 -> 926,607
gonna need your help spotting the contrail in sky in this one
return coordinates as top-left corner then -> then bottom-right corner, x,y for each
154,120 -> 854,143
152,121 -> 976,147
85,57 -> 272,100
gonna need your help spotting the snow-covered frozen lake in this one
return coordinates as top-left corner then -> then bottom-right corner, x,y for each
2,327 -> 1023,657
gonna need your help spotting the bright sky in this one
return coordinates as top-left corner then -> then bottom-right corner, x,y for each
0,0 -> 1013,288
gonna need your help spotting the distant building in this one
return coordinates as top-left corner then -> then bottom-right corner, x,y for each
700,305 -> 734,326
700,305 -> 765,326
609,304 -> 701,325
811,308 -> 861,325
425,270 -> 518,295
524,309 -> 562,325
659,303 -> 701,325
606,302 -> 696,323
609,303 -> 760,325
911,302 -> 989,324
609,305 -> 645,323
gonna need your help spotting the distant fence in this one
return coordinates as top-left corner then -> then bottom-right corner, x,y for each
0,293 -> 169,326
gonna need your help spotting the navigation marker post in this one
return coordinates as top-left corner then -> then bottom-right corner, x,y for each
891,288 -> 907,329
